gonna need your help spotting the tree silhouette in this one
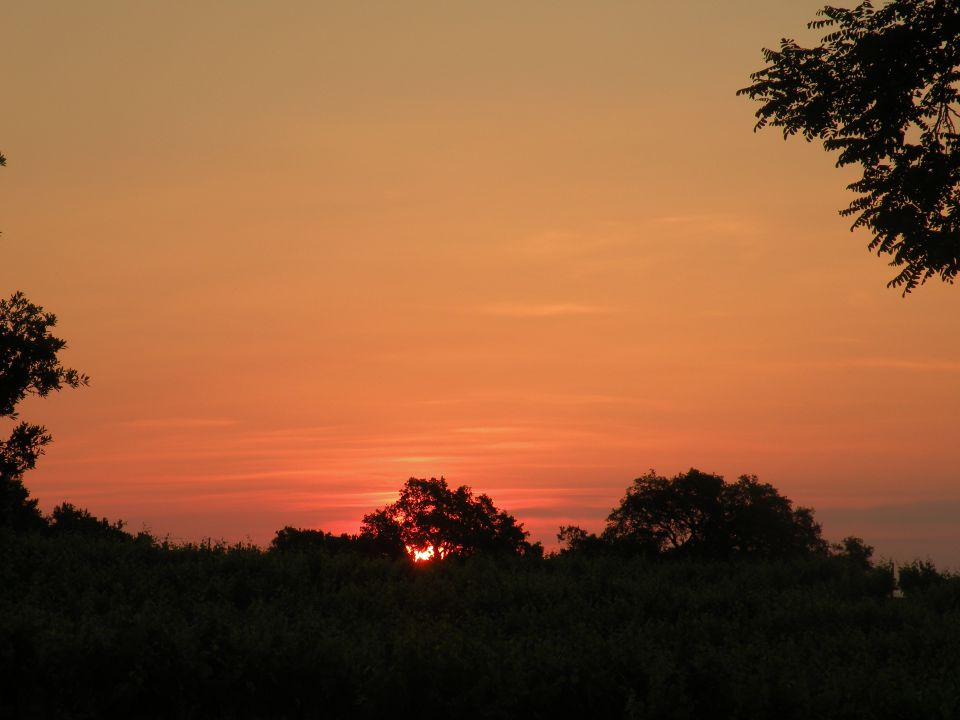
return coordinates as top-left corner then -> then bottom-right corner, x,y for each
360,477 -> 540,559
603,469 -> 729,556
48,502 -> 129,541
570,469 -> 826,559
1,277 -> 88,528
270,526 -> 401,557
739,0 -> 960,293
830,535 -> 875,570
723,474 -> 826,557
556,524 -> 614,555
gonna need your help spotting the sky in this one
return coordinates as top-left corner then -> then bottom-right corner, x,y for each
2,1 -> 959,565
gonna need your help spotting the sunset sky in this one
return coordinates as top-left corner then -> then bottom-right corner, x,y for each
3,1 -> 959,565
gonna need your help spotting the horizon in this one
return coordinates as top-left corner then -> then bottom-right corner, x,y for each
3,1 -> 959,568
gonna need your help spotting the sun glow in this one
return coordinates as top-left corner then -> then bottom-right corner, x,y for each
405,544 -> 448,562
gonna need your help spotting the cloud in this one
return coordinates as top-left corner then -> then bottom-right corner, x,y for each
652,213 -> 761,238
392,455 -> 450,463
512,228 -> 634,261
119,418 -> 239,429
454,426 -> 525,434
817,499 -> 960,529
840,358 -> 960,373
474,302 -> 614,318
744,357 -> 960,375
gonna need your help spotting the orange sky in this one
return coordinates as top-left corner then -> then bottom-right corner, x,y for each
3,2 -> 959,565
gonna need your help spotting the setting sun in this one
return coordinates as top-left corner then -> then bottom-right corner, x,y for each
405,544 -> 447,562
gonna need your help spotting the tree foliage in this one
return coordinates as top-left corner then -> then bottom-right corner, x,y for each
565,469 -> 827,559
739,0 -> 960,292
48,502 -> 130,541
898,558 -> 948,593
0,291 -> 88,418
830,534 -> 875,570
1,169 -> 89,529
0,423 -> 50,531
270,526 -> 400,557
360,477 -> 540,559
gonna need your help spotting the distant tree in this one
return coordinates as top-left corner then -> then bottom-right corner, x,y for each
556,525 -> 611,555
271,526 -> 333,553
898,559 -> 947,593
0,291 -> 88,531
602,469 -> 728,557
360,477 -> 539,560
724,474 -> 827,557
48,502 -> 129,541
830,535 -> 875,570
270,526 -> 399,557
556,525 -> 590,551
739,0 -> 960,293
599,469 -> 826,559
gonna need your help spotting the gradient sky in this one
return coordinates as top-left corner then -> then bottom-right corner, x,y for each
3,1 -> 959,565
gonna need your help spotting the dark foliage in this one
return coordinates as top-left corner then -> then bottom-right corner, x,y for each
570,469 -> 827,559
830,535 -> 875,570
4,533 -> 959,719
556,525 -> 611,555
898,559 -> 949,594
0,481 -> 42,532
270,526 -> 401,558
0,290 -> 88,531
0,291 -> 88,418
48,502 -> 131,541
739,0 -> 960,292
360,477 -> 541,559
0,425 -> 47,532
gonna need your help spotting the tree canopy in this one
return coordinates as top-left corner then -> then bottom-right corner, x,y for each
360,477 -> 540,559
269,526 -> 399,557
739,0 -> 960,293
0,291 -> 88,419
562,469 -> 826,559
48,502 -> 130,541
1,258 -> 88,528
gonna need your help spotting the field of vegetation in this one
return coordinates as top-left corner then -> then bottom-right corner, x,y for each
2,529 -> 959,719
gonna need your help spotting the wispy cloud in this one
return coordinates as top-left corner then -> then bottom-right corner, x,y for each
120,418 -> 239,429
392,455 -> 450,464
512,227 -> 634,261
474,302 -> 614,318
652,213 -> 761,237
743,357 -> 960,375
839,358 -> 960,373
454,426 -> 525,434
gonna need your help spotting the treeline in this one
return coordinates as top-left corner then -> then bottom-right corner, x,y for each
2,470 -> 891,569
3,528 -> 960,718
2,470 -> 952,592
4,470 -> 960,719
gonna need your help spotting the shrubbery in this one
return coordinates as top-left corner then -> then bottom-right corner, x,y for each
2,532 -> 958,719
